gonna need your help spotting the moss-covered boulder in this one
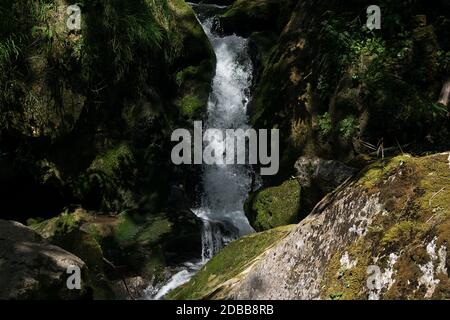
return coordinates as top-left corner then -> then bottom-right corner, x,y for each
167,225 -> 294,299
29,209 -> 115,299
172,152 -> 450,300
245,179 -> 301,231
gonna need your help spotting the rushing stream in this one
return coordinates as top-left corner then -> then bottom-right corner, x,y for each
146,3 -> 257,299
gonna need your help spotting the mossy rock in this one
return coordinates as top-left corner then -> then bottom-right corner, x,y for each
71,142 -> 138,212
30,208 -> 90,239
169,0 -> 216,119
167,225 -> 294,300
29,209 -> 115,299
319,153 -> 450,300
169,153 -> 450,300
174,60 -> 214,119
245,179 -> 301,231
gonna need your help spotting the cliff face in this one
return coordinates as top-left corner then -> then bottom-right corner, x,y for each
220,0 -> 450,177
0,0 -> 214,219
170,153 -> 450,299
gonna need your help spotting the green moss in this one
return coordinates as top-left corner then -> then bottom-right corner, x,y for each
178,94 -> 203,118
357,154 -> 412,189
321,153 -> 450,299
176,66 -> 200,86
246,179 -> 301,231
31,209 -> 89,238
135,216 -> 173,244
26,217 -> 44,226
175,60 -> 214,119
381,221 -> 425,248
168,225 -> 294,300
90,143 -> 134,177
321,236 -> 373,300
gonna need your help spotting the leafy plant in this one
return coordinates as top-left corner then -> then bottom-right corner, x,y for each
317,112 -> 332,137
339,116 -> 358,139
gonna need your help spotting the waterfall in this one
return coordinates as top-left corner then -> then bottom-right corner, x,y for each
146,3 -> 257,299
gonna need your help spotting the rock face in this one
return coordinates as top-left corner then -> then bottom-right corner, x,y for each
244,0 -> 450,175
0,0 -> 215,220
294,156 -> 357,214
172,153 -> 450,300
0,220 -> 91,299
294,157 -> 356,191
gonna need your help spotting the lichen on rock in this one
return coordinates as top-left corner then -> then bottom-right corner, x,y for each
174,153 -> 450,300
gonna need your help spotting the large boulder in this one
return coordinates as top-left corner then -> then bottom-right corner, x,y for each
0,220 -> 93,299
245,179 -> 301,231
294,156 -> 356,191
170,152 -> 450,300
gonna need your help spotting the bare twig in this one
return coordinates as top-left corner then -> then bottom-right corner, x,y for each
395,138 -> 404,155
428,187 -> 445,208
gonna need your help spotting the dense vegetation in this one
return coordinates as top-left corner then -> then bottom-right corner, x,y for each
1,0 -> 449,300
0,0 -> 215,299
0,0 -> 214,220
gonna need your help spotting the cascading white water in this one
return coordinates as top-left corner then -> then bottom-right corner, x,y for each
146,4 -> 257,299
194,15 -> 256,260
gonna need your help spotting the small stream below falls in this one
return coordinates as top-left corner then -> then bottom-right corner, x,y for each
146,3 -> 258,299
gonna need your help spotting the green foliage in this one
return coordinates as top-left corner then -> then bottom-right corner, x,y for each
0,36 -> 21,66
339,116 -> 358,140
436,50 -> 450,70
114,213 -> 140,243
316,6 -> 449,146
317,112 -> 332,137
90,143 -> 134,177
